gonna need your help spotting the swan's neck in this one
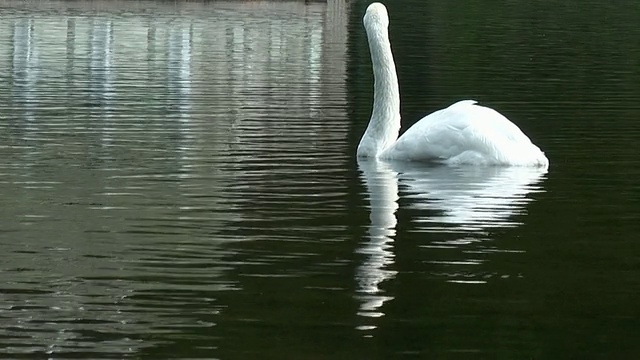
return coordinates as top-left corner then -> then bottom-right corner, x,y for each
357,23 -> 401,158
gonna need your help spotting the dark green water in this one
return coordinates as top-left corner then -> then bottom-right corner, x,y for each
1,0 -> 639,358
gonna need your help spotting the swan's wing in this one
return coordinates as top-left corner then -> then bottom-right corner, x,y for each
385,100 -> 534,163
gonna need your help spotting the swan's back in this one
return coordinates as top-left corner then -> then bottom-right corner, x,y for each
383,100 -> 549,167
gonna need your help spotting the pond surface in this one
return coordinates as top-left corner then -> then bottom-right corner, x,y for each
1,0 -> 639,358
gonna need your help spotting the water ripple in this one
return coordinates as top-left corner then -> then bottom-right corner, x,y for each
0,0 -> 348,357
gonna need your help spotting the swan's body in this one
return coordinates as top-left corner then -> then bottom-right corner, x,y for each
358,3 -> 549,167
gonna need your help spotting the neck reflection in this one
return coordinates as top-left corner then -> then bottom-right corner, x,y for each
356,159 -> 548,333
356,159 -> 399,333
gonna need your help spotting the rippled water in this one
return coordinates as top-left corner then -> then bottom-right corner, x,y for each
1,0 -> 639,358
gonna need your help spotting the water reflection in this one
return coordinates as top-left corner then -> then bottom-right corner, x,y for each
396,163 -> 547,233
357,159 -> 547,329
356,160 -> 398,332
0,0 -> 638,357
11,18 -> 37,124
398,163 -> 547,283
88,19 -> 113,102
66,18 -> 75,71
167,24 -> 192,114
0,0 -> 350,357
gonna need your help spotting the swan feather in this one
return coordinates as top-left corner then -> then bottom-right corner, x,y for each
358,3 -> 549,167
382,100 -> 546,166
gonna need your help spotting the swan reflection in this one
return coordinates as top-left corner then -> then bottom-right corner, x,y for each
356,159 -> 547,330
356,160 -> 398,326
394,162 -> 547,233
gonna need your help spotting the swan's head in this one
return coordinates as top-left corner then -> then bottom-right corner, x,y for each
364,2 -> 389,29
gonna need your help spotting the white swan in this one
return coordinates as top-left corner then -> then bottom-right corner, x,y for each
358,3 -> 549,167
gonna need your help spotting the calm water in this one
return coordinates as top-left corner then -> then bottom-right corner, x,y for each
1,0 -> 639,358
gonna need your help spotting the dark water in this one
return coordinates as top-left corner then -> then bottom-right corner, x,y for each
1,0 -> 639,358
